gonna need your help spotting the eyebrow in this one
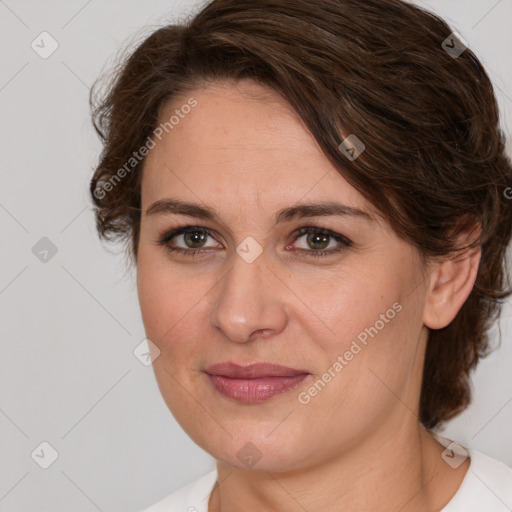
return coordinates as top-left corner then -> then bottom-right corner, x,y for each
145,198 -> 374,225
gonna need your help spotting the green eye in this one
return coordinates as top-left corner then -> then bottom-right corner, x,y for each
156,225 -> 352,258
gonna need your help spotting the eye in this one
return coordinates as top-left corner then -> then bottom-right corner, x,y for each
156,226 -> 220,257
155,225 -> 352,258
289,226 -> 352,257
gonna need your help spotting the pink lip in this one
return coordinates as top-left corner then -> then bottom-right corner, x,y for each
204,362 -> 310,403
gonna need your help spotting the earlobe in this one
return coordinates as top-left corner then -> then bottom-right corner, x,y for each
423,229 -> 482,330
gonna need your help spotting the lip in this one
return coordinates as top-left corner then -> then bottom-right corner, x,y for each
204,362 -> 310,403
205,362 -> 308,378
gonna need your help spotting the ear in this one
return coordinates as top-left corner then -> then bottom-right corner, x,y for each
423,224 -> 482,330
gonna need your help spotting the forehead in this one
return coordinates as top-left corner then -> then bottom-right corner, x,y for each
141,79 -> 375,217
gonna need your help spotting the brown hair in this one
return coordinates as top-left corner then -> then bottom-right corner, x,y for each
89,0 -> 512,429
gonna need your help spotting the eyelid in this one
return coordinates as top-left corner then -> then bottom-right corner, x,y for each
158,225 -> 221,247
290,226 -> 352,247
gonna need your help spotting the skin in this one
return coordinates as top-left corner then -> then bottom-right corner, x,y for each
136,79 -> 480,511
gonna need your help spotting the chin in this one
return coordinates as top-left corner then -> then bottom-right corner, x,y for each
191,422 -> 312,473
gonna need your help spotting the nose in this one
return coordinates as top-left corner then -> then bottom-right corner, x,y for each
209,248 -> 288,343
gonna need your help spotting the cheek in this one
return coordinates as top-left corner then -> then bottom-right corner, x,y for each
136,260 -> 170,342
315,250 -> 421,354
295,265 -> 418,393
313,294 -> 422,420
290,265 -> 403,353
297,307 -> 417,442
136,252 -> 216,362
137,253 -> 188,346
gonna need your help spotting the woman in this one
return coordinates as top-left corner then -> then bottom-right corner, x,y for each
89,0 -> 512,510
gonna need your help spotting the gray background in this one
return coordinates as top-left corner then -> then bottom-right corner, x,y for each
0,0 -> 511,510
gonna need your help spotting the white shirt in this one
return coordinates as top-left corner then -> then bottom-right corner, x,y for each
140,445 -> 512,511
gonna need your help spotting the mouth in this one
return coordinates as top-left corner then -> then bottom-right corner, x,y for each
204,362 -> 310,403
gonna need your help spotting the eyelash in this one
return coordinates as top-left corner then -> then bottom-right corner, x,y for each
155,224 -> 352,258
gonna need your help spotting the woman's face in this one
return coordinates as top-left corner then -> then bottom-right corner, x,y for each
137,79 -> 432,471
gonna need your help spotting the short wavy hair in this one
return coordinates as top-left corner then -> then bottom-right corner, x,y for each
89,0 -> 512,429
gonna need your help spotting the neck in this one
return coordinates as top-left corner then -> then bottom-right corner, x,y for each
208,421 -> 470,512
